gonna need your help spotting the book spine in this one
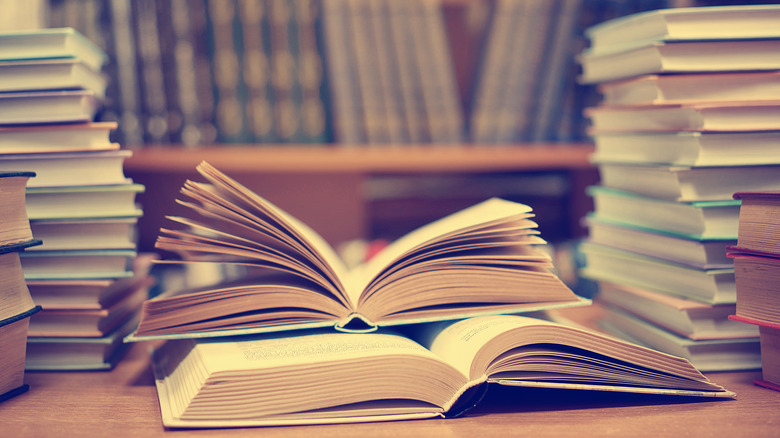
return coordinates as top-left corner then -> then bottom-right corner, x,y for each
470,0 -> 516,144
109,0 -> 144,146
421,0 -> 464,144
368,0 -> 405,144
206,0 -> 250,143
349,0 -> 389,144
268,0 -> 302,143
321,0 -> 365,144
405,1 -> 433,143
294,0 -> 329,144
155,0 -> 184,145
387,0 -> 421,143
530,0 -> 581,143
188,0 -> 219,145
237,0 -> 275,144
169,0 -> 204,146
133,0 -> 171,145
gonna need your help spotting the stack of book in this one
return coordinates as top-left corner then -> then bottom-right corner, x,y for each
577,4 -> 780,371
0,172 -> 40,401
124,162 -> 737,428
728,192 -> 780,391
0,27 -> 151,371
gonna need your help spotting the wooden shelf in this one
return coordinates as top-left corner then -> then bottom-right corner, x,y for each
123,144 -> 598,251
124,144 -> 595,174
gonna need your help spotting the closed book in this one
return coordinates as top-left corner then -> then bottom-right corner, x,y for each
580,39 -> 780,84
732,191 -> 780,255
0,150 -> 132,188
0,27 -> 107,71
596,163 -> 780,202
0,90 -> 99,125
599,305 -> 760,372
585,216 -> 734,269
0,58 -> 107,97
596,281 -> 757,341
584,5 -> 780,56
588,186 -> 740,239
727,250 -> 780,326
585,102 -> 780,133
25,183 -> 144,221
0,172 -> 35,247
0,122 -> 119,154
597,71 -> 780,106
590,131 -> 780,167
580,241 -> 736,305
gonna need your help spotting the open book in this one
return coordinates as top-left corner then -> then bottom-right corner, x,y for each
152,314 -> 734,428
130,162 -> 585,340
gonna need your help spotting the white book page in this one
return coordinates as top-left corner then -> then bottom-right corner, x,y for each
424,315 -> 549,380
197,331 -> 446,372
345,198 -> 533,302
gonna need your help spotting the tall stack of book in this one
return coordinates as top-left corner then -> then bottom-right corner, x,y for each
123,162 -> 738,428
577,4 -> 780,372
0,27 -> 152,371
0,172 -> 40,401
727,192 -> 780,391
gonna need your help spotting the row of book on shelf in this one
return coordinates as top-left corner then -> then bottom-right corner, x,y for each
41,0 -> 677,147
574,4 -> 780,383
0,25 -> 152,402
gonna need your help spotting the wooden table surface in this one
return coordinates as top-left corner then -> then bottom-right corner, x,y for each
3,315 -> 780,437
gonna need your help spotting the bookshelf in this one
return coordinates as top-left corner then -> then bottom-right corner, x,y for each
124,143 -> 597,251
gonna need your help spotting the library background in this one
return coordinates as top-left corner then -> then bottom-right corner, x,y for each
2,0 -> 780,434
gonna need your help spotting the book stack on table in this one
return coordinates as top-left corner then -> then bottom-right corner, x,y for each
0,172 -> 40,402
123,162 -> 738,428
0,27 -> 151,371
727,192 -> 780,391
576,4 -> 780,371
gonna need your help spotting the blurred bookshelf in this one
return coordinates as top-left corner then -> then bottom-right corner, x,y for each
42,0 -> 739,250
125,144 -> 597,251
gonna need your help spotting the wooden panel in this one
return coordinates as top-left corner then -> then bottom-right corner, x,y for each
127,168 -> 365,252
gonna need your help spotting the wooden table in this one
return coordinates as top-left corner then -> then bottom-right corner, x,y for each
2,339 -> 779,437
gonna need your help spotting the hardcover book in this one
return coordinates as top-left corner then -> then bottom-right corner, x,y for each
129,161 -> 587,340
585,102 -> 780,133
596,163 -> 780,202
0,122 -> 119,154
597,71 -> 780,106
0,27 -> 107,71
732,191 -> 780,255
0,58 -> 107,97
600,306 -> 760,372
152,314 -> 735,427
590,131 -> 780,167
588,186 -> 740,240
583,5 -> 780,56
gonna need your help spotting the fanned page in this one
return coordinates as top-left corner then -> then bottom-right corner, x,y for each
156,162 -> 351,307
153,330 -> 467,427
143,162 -> 583,339
349,198 -> 582,324
419,315 -> 734,397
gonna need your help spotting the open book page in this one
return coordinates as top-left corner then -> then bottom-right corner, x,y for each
154,330 -> 468,424
158,162 -> 352,307
345,198 -> 537,302
417,315 -> 732,395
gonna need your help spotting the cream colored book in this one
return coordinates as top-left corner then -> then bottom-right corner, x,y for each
152,314 -> 734,428
130,162 -> 586,340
